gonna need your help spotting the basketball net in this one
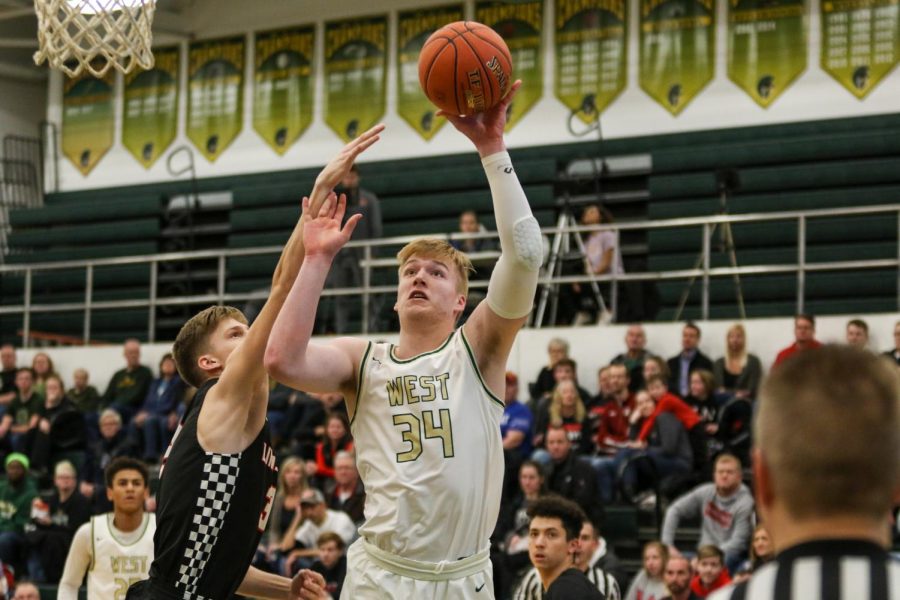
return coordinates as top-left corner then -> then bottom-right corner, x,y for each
33,0 -> 156,78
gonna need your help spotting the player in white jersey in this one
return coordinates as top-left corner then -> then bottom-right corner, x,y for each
58,457 -> 155,600
266,80 -> 541,599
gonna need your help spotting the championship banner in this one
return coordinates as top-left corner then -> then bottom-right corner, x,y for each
639,0 -> 716,115
554,0 -> 628,124
323,16 -> 388,142
62,64 -> 115,176
397,5 -> 464,140
254,25 -> 316,155
728,0 -> 806,108
821,0 -> 899,98
476,0 -> 544,130
187,37 -> 245,162
122,46 -> 179,168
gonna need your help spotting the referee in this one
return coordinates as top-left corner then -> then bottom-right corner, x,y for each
711,346 -> 900,600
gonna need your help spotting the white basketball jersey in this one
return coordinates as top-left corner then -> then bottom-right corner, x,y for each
353,328 -> 505,563
89,513 -> 156,600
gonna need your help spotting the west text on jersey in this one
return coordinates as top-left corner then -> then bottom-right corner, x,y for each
386,373 -> 450,406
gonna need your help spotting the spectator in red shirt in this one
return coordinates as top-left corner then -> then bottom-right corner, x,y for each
772,314 -> 821,367
591,364 -> 635,455
306,412 -> 354,487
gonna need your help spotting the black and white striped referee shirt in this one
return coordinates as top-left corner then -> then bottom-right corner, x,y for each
513,565 -> 621,600
709,539 -> 900,600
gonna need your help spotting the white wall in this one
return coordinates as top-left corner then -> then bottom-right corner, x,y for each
45,0 -> 900,191
0,77 -> 46,142
11,313 -> 899,395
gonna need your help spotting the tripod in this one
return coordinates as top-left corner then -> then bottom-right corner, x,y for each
533,204 -> 610,327
674,169 -> 746,321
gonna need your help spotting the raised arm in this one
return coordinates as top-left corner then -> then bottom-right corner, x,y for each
264,194 -> 369,407
201,125 -> 383,448
444,82 -> 542,393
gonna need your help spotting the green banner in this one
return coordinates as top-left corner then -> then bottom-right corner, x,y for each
323,16 -> 388,142
821,0 -> 900,98
554,0 -> 628,124
187,37 -> 245,162
122,46 -> 179,168
397,5 -> 464,140
62,66 -> 114,176
728,0 -> 807,107
476,1 -> 544,130
640,0 -> 716,115
254,26 -> 316,155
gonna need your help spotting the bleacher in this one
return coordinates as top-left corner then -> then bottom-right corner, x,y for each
2,113 -> 898,343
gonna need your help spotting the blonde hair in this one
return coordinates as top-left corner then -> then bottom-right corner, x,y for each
397,239 -> 474,297
172,305 -> 247,388
756,345 -> 900,521
277,456 -> 307,498
549,380 -> 586,424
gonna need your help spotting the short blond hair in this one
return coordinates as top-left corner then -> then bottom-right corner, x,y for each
172,305 -> 247,388
397,239 -> 474,297
756,345 -> 900,521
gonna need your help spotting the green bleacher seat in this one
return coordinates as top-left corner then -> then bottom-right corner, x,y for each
8,218 -> 159,248
9,194 -> 162,227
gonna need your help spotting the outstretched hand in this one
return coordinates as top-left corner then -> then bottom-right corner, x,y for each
438,80 -> 521,157
290,569 -> 329,599
309,123 -> 385,217
302,191 -> 361,260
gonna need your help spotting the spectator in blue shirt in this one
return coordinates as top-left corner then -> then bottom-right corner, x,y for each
501,372 -> 533,460
132,353 -> 185,463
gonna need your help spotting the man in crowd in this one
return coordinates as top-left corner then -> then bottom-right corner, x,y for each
661,453 -> 754,573
691,545 -> 731,597
610,324 -> 653,392
0,344 -> 17,405
845,318 -> 869,350
501,372 -> 533,461
80,409 -> 140,512
667,323 -> 713,398
545,426 -> 603,527
0,369 -> 42,452
522,496 -> 603,599
661,555 -> 700,600
285,488 -> 357,572
0,454 -> 37,573
772,314 -> 821,367
575,520 -> 622,598
11,582 -> 40,600
59,458 -> 155,599
325,451 -> 366,525
711,346 -> 900,600
102,339 -> 153,423
310,532 -> 347,599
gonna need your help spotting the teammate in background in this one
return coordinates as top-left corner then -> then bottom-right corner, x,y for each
58,458 -> 155,600
710,346 -> 900,600
126,127 -> 384,600
266,81 -> 542,598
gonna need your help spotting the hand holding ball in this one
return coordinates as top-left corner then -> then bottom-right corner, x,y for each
418,21 -> 513,116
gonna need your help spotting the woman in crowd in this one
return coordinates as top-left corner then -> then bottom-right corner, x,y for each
733,525 -> 774,582
31,352 -> 57,396
625,541 -> 668,600
642,355 -> 670,388
533,379 -> 593,458
133,353 -> 185,463
30,374 -> 84,473
256,456 -> 308,574
713,324 -> 763,400
685,369 -> 719,435
306,412 -> 354,487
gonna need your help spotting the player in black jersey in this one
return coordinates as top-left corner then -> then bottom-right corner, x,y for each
126,124 -> 384,600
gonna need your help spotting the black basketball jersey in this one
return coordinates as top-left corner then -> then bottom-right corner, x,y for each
146,378 -> 278,599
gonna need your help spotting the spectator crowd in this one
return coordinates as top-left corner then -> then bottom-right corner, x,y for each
0,315 -> 894,598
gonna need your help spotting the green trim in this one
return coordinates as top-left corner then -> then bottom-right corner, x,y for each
107,513 -> 151,547
351,342 -> 373,426
388,332 -> 454,364
89,516 -> 96,572
459,328 -> 505,409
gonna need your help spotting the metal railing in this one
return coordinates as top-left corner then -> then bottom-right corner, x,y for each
0,204 -> 898,345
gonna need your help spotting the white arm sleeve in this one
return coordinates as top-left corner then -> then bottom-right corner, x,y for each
481,152 -> 542,319
58,522 -> 92,600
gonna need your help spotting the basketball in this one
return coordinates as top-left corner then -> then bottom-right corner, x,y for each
418,21 -> 513,116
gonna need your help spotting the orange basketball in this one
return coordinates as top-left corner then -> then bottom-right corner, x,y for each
418,21 -> 513,117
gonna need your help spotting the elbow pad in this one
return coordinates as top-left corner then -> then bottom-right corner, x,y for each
481,152 -> 542,319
